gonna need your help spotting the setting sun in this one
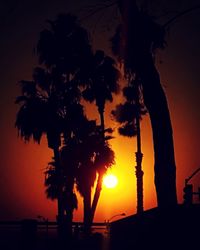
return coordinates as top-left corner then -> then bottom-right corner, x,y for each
103,174 -> 118,188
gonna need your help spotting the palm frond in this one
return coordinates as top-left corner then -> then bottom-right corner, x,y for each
94,143 -> 115,172
15,95 -> 29,104
33,67 -> 51,91
19,80 -> 36,96
44,161 -> 59,200
111,102 -> 138,123
82,88 -> 95,103
118,121 -> 137,137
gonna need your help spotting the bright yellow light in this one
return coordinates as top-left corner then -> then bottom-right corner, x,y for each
103,174 -> 118,188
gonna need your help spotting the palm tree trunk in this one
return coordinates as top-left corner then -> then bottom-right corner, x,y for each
64,167 -> 76,239
118,0 -> 177,209
91,107 -> 105,222
138,58 -> 177,208
135,83 -> 144,214
99,109 -> 105,137
83,187 -> 92,236
53,148 -> 65,236
91,172 -> 103,222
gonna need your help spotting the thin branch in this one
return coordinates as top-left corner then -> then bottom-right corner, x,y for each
79,1 -> 117,22
164,5 -> 200,28
156,11 -> 179,21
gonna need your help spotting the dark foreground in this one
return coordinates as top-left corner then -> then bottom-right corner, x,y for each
110,204 -> 200,250
1,204 -> 200,250
0,221 -> 108,250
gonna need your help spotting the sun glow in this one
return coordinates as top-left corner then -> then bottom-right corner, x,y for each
103,174 -> 118,188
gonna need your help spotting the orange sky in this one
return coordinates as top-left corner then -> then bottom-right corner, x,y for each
0,0 -> 200,222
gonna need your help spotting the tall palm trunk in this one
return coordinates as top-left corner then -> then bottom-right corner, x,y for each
118,0 -> 177,209
139,59 -> 177,208
83,186 -> 92,236
91,171 -> 103,222
91,106 -> 105,222
99,109 -> 105,136
64,177 -> 75,240
59,72 -> 75,238
135,82 -> 144,214
53,147 -> 65,236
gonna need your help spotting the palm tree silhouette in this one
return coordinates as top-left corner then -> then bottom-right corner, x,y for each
15,72 -> 95,237
16,13 -> 93,237
74,119 -> 115,235
75,120 -> 101,236
45,159 -> 78,211
16,12 -> 117,237
112,77 -> 147,213
113,0 -> 177,208
61,116 -> 115,235
35,13 -> 93,233
15,69 -> 65,231
82,50 -> 120,132
36,13 -> 92,73
44,120 -> 98,237
45,157 -> 78,238
60,138 -> 80,238
80,49 -> 120,221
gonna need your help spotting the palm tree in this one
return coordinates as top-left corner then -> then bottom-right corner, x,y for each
44,158 -> 78,239
15,74 -> 63,150
15,70 -> 65,224
35,13 -> 118,225
44,160 -> 78,210
36,13 -> 92,80
74,120 -> 100,236
35,13 -> 93,228
16,69 -> 87,237
112,0 -> 177,208
112,77 -> 147,214
91,139 -> 115,221
60,117 -> 98,237
16,13 -> 94,234
80,50 -> 120,221
74,119 -> 115,235
44,119 -> 98,238
16,12 -> 117,236
59,139 -> 79,238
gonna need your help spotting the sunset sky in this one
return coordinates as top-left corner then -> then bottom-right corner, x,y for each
0,0 -> 200,223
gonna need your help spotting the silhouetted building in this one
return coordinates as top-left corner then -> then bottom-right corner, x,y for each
183,184 -> 193,205
109,204 -> 200,250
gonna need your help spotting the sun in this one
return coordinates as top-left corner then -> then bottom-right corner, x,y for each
103,174 -> 118,188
